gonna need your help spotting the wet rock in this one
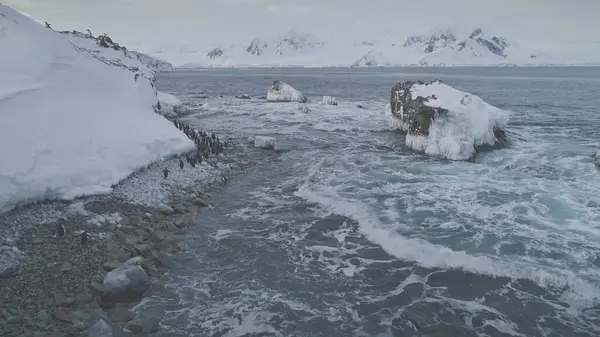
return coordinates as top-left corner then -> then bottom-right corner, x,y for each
157,203 -> 174,214
36,309 -> 53,323
107,307 -> 133,322
71,310 -> 92,322
124,256 -> 143,266
0,263 -> 19,278
75,293 -> 93,305
88,319 -> 113,337
102,261 -> 122,271
53,308 -> 71,323
54,292 -> 70,306
133,244 -> 150,256
59,262 -> 73,272
194,197 -> 209,207
101,264 -> 150,302
127,318 -> 159,334
152,231 -> 167,242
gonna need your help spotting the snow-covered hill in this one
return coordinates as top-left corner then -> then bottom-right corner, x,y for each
0,4 -> 193,212
56,28 -> 173,73
177,27 -> 595,68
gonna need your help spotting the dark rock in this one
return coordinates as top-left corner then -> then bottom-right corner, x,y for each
59,262 -> 72,272
127,318 -> 159,334
36,309 -> 53,323
53,308 -> 71,323
0,263 -> 18,278
107,307 -> 133,322
207,47 -> 224,60
75,293 -> 93,305
54,292 -> 69,306
133,244 -> 150,256
194,197 -> 209,207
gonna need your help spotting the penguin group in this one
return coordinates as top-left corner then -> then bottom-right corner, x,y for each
55,223 -> 90,246
172,120 -> 227,168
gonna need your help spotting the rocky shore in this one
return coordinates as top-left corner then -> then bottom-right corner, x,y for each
0,141 -> 252,337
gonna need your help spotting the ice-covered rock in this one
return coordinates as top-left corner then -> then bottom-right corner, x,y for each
387,80 -> 508,160
101,264 -> 150,302
322,96 -> 338,106
88,319 -> 113,337
157,91 -> 188,117
0,5 -> 194,212
267,81 -> 308,103
86,212 -> 123,228
253,136 -> 276,150
298,104 -> 311,113
0,245 -> 22,279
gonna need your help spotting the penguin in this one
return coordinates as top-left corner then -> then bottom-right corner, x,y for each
163,167 -> 170,179
81,231 -> 90,245
56,223 -> 66,239
179,159 -> 184,170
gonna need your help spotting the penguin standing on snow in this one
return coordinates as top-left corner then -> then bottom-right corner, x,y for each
179,159 -> 184,170
163,167 -> 170,179
56,223 -> 66,239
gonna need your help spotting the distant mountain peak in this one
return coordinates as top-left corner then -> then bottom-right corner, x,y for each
401,28 -> 457,53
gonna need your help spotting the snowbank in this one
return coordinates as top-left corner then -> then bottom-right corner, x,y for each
157,91 -> 187,117
0,5 -> 194,212
387,80 -> 509,160
267,81 -> 308,103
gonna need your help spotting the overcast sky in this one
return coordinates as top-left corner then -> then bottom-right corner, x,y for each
5,0 -> 599,53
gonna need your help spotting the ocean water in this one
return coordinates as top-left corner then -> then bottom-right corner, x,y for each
147,67 -> 600,337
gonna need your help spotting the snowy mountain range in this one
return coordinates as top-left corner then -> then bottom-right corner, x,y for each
178,27 -> 594,68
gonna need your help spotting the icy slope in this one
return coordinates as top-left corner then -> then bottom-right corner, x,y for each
386,80 -> 509,160
57,29 -> 171,76
0,5 -> 194,212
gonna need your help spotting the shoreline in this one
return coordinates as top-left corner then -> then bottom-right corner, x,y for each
0,137 -> 253,337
